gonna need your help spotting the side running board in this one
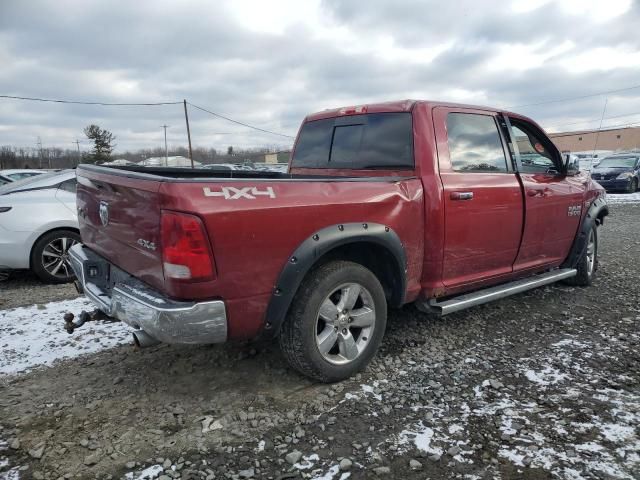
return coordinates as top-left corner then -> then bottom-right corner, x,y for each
422,268 -> 577,316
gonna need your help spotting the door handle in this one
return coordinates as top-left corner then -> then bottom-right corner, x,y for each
527,188 -> 548,197
450,191 -> 474,201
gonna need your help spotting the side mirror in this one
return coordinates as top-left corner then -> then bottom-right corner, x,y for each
564,155 -> 580,176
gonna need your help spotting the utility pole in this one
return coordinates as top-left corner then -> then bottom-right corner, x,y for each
36,137 -> 43,169
161,125 -> 170,166
592,98 -> 608,157
73,140 -> 81,167
183,100 -> 194,168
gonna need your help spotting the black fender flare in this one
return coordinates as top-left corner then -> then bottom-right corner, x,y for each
264,222 -> 407,336
562,196 -> 609,269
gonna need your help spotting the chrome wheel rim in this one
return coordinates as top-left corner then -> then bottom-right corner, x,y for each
42,236 -> 78,279
586,229 -> 596,277
314,282 -> 376,365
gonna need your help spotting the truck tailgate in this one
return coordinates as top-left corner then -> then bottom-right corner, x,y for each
76,168 -> 165,291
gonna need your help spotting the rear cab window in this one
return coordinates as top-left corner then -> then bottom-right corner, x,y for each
291,113 -> 414,170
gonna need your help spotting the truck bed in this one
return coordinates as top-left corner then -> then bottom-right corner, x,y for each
76,164 -> 425,338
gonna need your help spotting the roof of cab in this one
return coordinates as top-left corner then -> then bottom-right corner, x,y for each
304,99 -> 522,122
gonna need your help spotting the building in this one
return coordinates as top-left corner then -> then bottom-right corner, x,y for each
549,126 -> 640,153
264,151 -> 291,164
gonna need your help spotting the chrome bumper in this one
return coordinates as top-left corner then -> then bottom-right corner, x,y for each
69,244 -> 227,344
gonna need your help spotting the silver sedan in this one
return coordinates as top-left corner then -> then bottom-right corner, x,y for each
0,170 -> 79,283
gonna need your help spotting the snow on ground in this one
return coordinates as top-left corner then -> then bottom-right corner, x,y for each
0,297 -> 131,377
124,464 -> 164,479
351,331 -> 640,479
0,439 -> 20,480
606,192 -> 640,204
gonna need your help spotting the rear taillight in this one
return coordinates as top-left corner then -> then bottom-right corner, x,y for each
161,210 -> 215,281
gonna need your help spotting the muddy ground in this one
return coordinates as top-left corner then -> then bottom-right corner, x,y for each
1,204 -> 639,480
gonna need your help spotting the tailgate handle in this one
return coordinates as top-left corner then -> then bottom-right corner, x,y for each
450,191 -> 473,201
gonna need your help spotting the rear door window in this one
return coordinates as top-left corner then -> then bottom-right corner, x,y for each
446,113 -> 509,173
291,113 -> 414,169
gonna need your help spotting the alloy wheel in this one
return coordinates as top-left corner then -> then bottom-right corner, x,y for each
314,282 -> 376,365
585,229 -> 596,277
41,236 -> 78,279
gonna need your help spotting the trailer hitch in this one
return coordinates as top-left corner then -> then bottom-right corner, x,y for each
63,309 -> 114,334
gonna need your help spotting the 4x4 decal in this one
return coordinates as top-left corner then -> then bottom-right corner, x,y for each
203,186 -> 276,199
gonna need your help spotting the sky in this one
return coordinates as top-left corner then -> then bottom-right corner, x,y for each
0,0 -> 639,153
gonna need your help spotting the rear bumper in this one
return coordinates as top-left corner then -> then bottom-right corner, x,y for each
69,244 -> 227,344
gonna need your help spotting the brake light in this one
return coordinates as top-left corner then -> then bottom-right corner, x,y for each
161,211 -> 215,281
339,105 -> 368,115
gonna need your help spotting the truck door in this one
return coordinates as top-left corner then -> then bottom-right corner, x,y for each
433,107 -> 524,288
505,116 -> 587,271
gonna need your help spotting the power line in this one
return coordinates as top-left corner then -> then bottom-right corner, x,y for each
187,102 -> 295,139
0,94 -> 181,106
508,84 -> 640,109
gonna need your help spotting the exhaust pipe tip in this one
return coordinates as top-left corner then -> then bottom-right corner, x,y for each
132,330 -> 161,348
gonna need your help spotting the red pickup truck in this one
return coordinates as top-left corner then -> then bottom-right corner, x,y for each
70,100 -> 608,382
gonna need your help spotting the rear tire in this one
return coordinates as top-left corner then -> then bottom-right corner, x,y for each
566,224 -> 598,287
279,260 -> 387,383
31,229 -> 80,284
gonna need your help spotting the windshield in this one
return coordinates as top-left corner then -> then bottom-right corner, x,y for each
0,170 -> 74,195
595,157 -> 638,169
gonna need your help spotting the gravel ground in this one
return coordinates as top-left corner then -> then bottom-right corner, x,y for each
0,271 -> 79,310
0,203 -> 639,480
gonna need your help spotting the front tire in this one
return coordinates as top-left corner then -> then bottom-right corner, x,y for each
627,178 -> 637,193
31,229 -> 80,284
279,260 -> 387,383
567,224 -> 598,286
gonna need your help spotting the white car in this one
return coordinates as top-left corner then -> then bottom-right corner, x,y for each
0,170 -> 79,283
0,169 -> 48,181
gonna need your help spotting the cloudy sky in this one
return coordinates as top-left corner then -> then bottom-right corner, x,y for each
1,0 -> 639,153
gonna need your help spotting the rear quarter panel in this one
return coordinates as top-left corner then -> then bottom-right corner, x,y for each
160,178 -> 425,337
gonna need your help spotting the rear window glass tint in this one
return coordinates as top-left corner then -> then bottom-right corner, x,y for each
292,113 -> 413,169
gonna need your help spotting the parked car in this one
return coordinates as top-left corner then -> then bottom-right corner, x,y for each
0,170 -> 79,283
253,162 -> 289,173
202,163 -> 243,171
69,100 -> 608,382
0,169 -> 48,181
573,151 -> 613,168
591,153 -> 640,193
